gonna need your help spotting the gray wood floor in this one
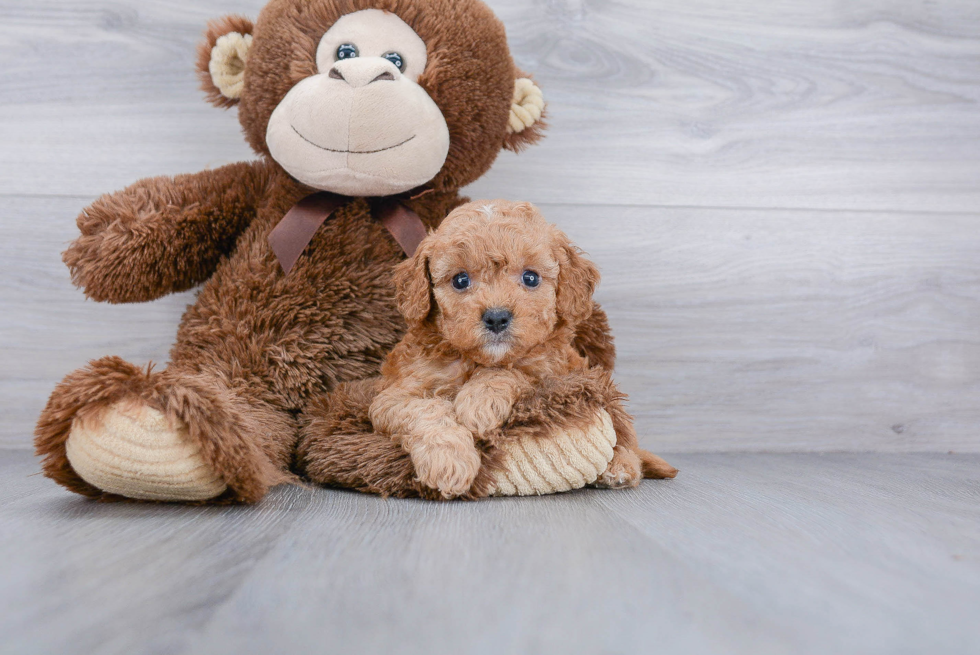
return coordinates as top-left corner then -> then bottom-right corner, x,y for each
2,450 -> 978,655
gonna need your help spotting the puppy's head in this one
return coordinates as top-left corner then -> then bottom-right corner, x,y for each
393,200 -> 599,365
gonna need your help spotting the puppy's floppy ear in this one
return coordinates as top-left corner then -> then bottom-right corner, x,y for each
393,238 -> 433,326
554,231 -> 600,327
197,15 -> 255,108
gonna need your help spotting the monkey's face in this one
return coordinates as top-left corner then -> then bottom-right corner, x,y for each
265,10 -> 450,196
198,0 -> 548,196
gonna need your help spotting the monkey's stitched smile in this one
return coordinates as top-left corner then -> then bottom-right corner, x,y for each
291,125 -> 416,154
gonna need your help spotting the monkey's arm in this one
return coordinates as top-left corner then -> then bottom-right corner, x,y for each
64,160 -> 273,303
453,368 -> 534,437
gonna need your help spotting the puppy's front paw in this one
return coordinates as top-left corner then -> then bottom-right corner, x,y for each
411,433 -> 482,499
454,390 -> 512,436
595,447 -> 643,489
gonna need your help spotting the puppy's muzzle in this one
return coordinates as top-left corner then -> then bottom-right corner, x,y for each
482,308 -> 512,334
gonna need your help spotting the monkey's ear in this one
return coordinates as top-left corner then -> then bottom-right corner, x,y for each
393,239 -> 434,326
503,74 -> 547,152
196,15 -> 255,108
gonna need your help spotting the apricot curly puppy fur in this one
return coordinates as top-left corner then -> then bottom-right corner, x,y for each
369,200 -> 676,498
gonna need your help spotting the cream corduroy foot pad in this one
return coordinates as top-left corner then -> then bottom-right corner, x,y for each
65,401 -> 227,501
491,410 -> 616,496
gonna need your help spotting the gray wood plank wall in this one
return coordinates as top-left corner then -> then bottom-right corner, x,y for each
2,0 -> 979,452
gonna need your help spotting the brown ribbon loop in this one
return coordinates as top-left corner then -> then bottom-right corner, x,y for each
268,192 -> 429,274
268,193 -> 347,275
373,200 -> 430,260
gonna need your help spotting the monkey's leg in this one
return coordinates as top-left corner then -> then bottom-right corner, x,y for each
497,367 -> 675,493
35,356 -> 296,503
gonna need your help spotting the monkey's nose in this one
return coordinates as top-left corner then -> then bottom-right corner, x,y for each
328,58 -> 399,88
482,308 -> 513,334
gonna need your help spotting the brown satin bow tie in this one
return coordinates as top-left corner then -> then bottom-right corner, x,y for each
267,193 -> 428,274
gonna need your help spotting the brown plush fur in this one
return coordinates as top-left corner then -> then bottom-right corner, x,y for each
297,201 -> 677,498
35,0 -> 614,503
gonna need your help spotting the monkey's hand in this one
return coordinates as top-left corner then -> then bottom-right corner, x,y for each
65,160 -> 271,303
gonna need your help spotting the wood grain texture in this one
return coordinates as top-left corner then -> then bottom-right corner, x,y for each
0,0 -> 978,210
2,0 -> 979,452
0,195 -> 194,449
4,2 -> 979,653
554,204 -> 980,452
5,196 -> 980,452
2,450 -> 978,654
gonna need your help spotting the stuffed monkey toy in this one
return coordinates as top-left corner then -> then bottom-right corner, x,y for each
35,0 -> 623,503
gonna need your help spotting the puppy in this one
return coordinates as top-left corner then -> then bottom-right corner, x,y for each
369,200 -> 676,498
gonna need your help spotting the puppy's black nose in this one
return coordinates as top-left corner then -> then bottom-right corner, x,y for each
482,308 -> 512,334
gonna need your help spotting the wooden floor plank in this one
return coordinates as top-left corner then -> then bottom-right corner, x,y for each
2,451 -> 978,654
0,450 -> 312,655
597,453 -> 980,655
188,484 -> 780,655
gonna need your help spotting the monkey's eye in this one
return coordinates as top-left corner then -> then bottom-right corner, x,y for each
451,272 -> 470,290
382,52 -> 404,71
522,270 -> 541,288
336,44 -> 359,61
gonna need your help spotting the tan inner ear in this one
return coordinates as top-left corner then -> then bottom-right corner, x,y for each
507,78 -> 545,134
209,32 -> 253,100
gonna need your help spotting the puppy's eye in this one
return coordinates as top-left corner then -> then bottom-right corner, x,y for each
382,52 -> 404,71
451,272 -> 470,290
336,44 -> 359,61
522,270 -> 541,288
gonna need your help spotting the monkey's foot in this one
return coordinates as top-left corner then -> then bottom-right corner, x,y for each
491,410 -> 616,496
65,400 -> 227,501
